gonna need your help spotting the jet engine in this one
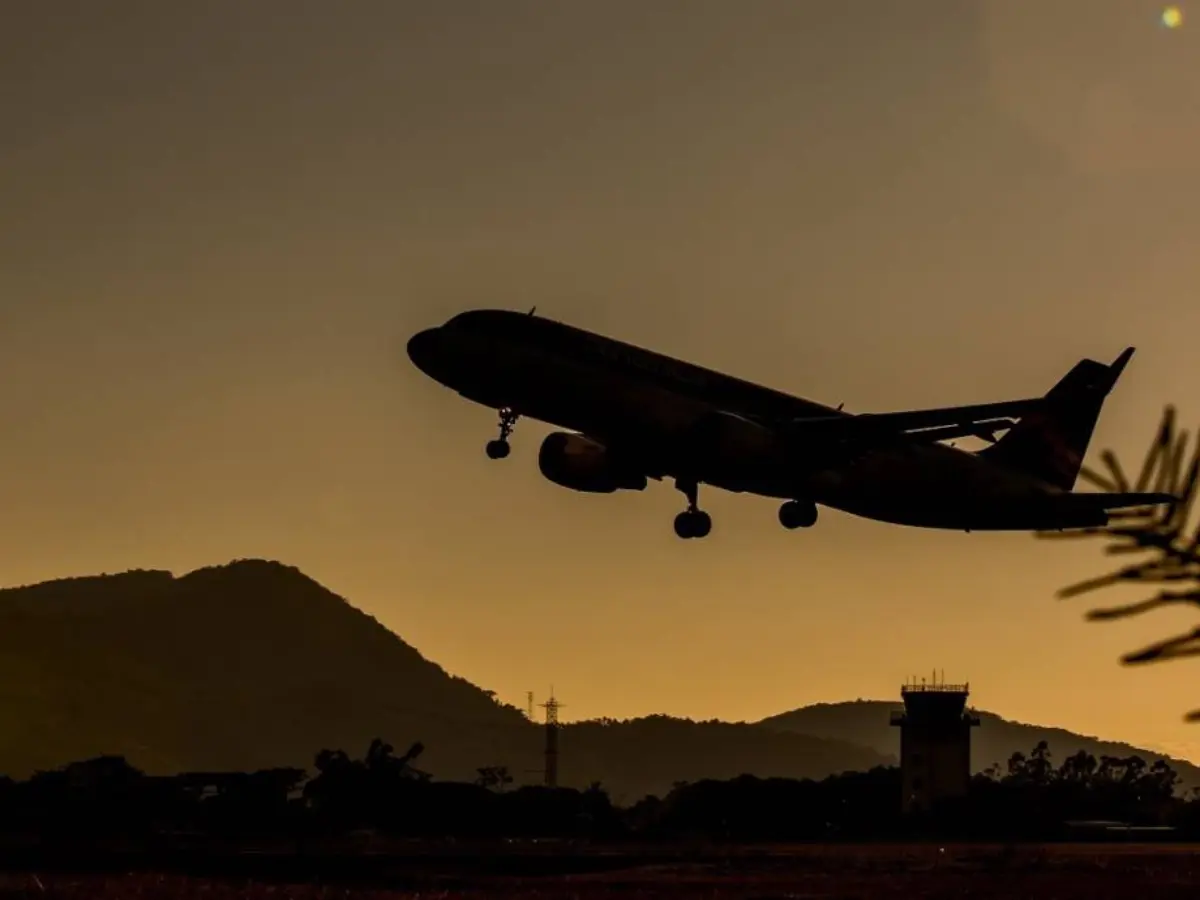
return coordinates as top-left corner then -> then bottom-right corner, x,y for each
537,432 -> 648,494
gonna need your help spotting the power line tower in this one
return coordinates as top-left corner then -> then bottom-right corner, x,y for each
526,691 -> 535,721
539,688 -> 564,788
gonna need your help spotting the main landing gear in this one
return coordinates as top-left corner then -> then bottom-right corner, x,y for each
673,478 -> 712,539
485,407 -> 519,460
779,499 -> 818,530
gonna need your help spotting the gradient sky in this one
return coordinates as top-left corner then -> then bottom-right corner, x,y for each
4,1 -> 1200,759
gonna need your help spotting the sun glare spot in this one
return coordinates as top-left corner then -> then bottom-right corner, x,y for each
1161,5 -> 1184,29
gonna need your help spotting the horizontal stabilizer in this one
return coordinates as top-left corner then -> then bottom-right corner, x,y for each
1070,491 -> 1177,511
903,417 -> 1019,444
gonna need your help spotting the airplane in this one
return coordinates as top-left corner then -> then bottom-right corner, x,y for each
406,308 -> 1175,539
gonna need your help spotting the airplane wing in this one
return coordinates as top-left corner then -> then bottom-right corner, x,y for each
782,398 -> 1046,445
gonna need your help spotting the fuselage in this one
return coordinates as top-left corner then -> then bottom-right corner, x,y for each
406,309 -> 1100,531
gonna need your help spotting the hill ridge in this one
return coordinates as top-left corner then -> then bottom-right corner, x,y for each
0,559 -> 886,800
2,559 -> 1193,799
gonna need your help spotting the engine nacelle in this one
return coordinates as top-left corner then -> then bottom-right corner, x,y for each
538,432 -> 648,494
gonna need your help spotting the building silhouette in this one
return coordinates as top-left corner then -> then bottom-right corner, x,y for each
889,673 -> 979,814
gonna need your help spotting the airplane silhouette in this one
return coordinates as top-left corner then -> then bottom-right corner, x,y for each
407,309 -> 1174,539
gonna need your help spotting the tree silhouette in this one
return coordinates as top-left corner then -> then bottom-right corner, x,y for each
1036,405 -> 1200,720
1058,749 -> 1098,784
303,738 -> 430,829
475,765 -> 513,792
3,739 -> 1200,844
1026,740 -> 1054,786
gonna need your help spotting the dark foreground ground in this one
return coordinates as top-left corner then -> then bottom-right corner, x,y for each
1,842 -> 1199,899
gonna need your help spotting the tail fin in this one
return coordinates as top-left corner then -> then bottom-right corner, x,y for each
976,348 -> 1135,490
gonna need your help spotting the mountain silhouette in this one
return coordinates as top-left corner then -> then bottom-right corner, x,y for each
0,560 -> 532,779
557,715 -> 888,804
0,560 -> 885,799
758,700 -> 1200,792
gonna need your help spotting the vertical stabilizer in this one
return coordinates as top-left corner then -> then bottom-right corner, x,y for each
975,348 -> 1134,490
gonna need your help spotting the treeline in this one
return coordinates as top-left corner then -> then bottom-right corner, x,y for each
3,738 -> 1200,844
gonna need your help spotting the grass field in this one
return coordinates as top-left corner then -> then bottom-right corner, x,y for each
3,843 -> 1199,898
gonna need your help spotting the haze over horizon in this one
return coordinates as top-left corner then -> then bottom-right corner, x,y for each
4,2 -> 1200,760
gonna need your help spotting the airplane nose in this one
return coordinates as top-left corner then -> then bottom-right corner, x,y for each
406,327 -> 441,372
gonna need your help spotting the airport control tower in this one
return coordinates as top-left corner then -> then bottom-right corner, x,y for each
889,673 -> 979,814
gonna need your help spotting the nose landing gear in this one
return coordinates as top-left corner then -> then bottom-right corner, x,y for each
485,407 -> 519,460
673,478 -> 712,539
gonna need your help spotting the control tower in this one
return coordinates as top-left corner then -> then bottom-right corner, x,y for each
889,673 -> 979,814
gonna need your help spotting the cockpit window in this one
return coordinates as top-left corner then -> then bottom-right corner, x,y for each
444,309 -> 565,346
445,309 -> 525,335
445,310 -> 503,331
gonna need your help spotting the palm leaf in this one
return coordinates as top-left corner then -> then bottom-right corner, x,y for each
1043,406 -> 1200,721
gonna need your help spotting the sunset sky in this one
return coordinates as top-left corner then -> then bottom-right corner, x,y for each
4,1 -> 1200,759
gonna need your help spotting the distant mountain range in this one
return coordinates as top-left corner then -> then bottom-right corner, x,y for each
2,559 -> 1196,801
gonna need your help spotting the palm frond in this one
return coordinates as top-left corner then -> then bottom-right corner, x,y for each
1037,405 -> 1200,721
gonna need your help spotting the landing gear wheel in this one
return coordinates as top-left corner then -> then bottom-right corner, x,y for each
485,407 -> 520,460
673,478 -> 712,539
779,500 -> 818,530
674,510 -> 712,540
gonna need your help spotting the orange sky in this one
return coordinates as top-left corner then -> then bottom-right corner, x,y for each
3,1 -> 1200,759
